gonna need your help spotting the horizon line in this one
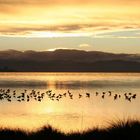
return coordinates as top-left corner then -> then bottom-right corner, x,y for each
0,48 -> 139,55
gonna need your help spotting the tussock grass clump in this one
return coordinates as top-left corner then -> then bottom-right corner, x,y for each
0,119 -> 140,140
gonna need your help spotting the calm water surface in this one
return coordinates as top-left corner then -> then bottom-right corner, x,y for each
0,72 -> 140,132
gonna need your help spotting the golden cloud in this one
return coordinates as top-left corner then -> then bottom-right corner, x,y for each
0,0 -> 140,37
0,0 -> 139,5
0,22 -> 139,37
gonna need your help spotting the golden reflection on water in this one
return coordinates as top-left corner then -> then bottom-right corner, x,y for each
0,73 -> 140,132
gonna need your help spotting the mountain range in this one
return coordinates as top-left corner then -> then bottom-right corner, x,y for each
0,49 -> 140,72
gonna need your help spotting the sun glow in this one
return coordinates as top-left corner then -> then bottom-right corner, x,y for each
0,0 -> 140,53
23,31 -> 91,38
0,3 -> 140,37
29,31 -> 61,38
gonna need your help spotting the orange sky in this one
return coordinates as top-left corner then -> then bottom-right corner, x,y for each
0,0 -> 139,36
0,0 -> 140,53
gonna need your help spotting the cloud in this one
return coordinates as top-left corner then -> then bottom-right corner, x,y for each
0,24 -> 85,36
79,44 -> 91,48
0,0 -> 139,6
0,0 -> 140,37
0,0 -> 100,9
0,0 -> 140,39
47,47 -> 75,51
95,29 -> 140,38
47,44 -> 93,51
0,22 -> 140,37
78,43 -> 93,51
0,0 -> 140,15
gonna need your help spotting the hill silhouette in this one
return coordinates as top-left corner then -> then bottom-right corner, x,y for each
0,49 -> 140,72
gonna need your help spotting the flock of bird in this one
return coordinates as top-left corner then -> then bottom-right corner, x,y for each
0,88 -> 137,103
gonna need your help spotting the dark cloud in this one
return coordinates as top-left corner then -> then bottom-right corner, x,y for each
0,24 -> 97,34
0,23 -> 114,35
0,23 -> 139,36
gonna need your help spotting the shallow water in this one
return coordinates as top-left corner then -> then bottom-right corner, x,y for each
0,72 -> 140,132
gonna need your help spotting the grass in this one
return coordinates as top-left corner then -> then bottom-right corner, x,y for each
0,119 -> 140,140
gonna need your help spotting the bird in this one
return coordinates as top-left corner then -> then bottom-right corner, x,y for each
108,91 -> 112,96
114,94 -> 118,100
95,92 -> 99,96
127,97 -> 131,102
63,93 -> 67,97
68,90 -> 72,96
17,99 -> 21,102
79,94 -> 82,98
132,94 -> 136,99
86,93 -> 90,98
21,93 -> 25,98
7,99 -> 11,102
69,94 -> 73,99
17,96 -> 21,99
102,95 -> 105,99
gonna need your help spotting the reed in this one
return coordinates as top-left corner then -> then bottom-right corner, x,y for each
0,119 -> 140,140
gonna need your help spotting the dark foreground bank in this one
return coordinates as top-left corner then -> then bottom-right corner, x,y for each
0,120 -> 140,140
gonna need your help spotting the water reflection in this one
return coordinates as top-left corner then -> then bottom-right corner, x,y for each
0,80 -> 140,89
55,80 -> 140,89
0,73 -> 139,132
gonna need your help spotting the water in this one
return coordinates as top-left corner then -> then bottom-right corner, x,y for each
0,72 -> 140,133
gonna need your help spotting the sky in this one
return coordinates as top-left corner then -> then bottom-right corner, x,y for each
0,0 -> 140,53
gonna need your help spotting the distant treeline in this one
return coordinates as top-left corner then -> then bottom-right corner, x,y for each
0,49 -> 140,72
0,66 -> 15,72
